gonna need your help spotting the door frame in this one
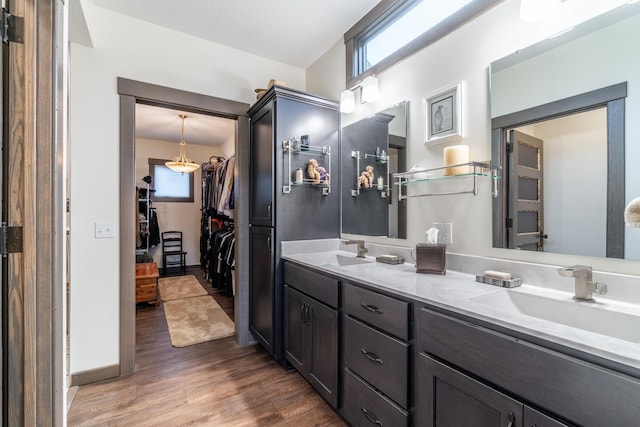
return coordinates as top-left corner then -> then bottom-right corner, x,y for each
3,0 -> 64,425
492,82 -> 626,258
116,78 -> 251,375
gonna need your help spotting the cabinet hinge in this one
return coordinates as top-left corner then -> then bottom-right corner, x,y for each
0,224 -> 23,255
506,218 -> 513,228
506,142 -> 513,153
2,9 -> 24,44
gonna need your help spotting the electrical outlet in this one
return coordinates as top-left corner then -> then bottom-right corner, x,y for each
432,222 -> 453,245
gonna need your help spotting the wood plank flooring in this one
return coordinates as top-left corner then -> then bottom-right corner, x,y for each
67,268 -> 346,426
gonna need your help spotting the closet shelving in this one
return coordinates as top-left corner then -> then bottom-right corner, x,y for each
282,138 -> 331,195
392,161 -> 500,200
137,181 -> 151,255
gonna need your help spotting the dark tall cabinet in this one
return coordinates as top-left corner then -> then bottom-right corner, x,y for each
247,85 -> 340,363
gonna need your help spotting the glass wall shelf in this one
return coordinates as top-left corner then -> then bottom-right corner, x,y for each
283,138 -> 331,195
392,161 -> 500,200
351,150 -> 389,197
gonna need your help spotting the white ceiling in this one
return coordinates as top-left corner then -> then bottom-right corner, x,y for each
135,104 -> 236,147
91,0 -> 379,69
92,0 -> 379,147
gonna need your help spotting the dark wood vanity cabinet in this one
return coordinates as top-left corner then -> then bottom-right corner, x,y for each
341,282 -> 411,426
283,263 -> 339,408
416,306 -> 640,426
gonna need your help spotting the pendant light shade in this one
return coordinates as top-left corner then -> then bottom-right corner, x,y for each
165,114 -> 200,175
361,75 -> 379,103
340,89 -> 356,113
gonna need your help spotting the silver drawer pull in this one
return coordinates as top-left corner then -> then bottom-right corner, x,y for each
506,412 -> 515,427
361,408 -> 383,426
361,349 -> 383,365
361,303 -> 383,314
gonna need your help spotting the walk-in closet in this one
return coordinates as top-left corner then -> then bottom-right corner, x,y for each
132,103 -> 237,349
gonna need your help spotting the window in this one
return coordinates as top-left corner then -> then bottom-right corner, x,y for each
344,0 -> 501,88
149,158 -> 195,203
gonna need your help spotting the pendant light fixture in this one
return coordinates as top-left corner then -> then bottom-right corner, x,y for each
165,114 -> 200,175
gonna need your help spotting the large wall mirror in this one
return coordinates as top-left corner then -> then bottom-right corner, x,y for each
490,2 -> 640,260
341,101 -> 408,238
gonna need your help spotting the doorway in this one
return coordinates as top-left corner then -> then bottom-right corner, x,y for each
117,78 -> 250,377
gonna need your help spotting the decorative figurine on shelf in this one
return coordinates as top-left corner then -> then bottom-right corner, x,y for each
317,166 -> 330,185
358,165 -> 375,188
307,159 -> 321,184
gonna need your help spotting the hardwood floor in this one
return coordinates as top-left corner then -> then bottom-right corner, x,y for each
67,268 -> 346,426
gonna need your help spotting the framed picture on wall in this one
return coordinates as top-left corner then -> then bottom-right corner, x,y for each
424,81 -> 463,146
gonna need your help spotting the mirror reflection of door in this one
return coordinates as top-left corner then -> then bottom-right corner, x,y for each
508,130 -> 544,251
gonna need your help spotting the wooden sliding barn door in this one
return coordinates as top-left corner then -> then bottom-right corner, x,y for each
2,0 -> 62,425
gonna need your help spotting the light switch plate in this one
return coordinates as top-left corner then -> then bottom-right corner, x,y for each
95,222 -> 115,238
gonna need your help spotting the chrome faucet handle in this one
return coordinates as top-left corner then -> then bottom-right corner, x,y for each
343,239 -> 368,258
592,282 -> 608,295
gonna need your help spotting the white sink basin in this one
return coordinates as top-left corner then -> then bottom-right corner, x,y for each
471,289 -> 640,343
321,254 -> 373,267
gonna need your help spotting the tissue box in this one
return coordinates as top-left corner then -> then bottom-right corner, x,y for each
415,243 -> 446,275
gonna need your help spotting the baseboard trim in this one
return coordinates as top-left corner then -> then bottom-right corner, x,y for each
70,363 -> 120,386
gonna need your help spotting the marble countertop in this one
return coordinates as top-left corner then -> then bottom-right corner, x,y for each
281,248 -> 640,377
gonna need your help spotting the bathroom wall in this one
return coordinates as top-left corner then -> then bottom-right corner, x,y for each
306,0 -> 640,275
69,0 -> 304,374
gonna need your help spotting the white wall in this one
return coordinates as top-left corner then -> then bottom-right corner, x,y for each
135,138 -> 228,267
307,0 -> 640,275
69,1 -> 304,374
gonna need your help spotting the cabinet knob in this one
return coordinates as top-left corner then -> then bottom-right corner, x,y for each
361,303 -> 383,314
361,349 -> 383,365
506,412 -> 515,427
361,407 -> 383,426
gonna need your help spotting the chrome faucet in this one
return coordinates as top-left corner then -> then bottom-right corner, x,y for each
557,265 -> 607,302
343,240 -> 368,258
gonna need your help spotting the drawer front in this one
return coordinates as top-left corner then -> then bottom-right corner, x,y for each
284,262 -> 339,308
343,368 -> 408,427
136,277 -> 157,286
344,283 -> 409,340
419,307 -> 640,426
136,284 -> 157,303
344,316 -> 408,407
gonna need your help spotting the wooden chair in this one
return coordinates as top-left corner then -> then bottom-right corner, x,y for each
161,231 -> 187,276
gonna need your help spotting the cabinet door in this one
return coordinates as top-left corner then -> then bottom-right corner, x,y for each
524,406 -> 571,427
417,353 -> 523,427
249,106 -> 274,226
307,297 -> 338,408
284,285 -> 306,372
249,226 -> 274,353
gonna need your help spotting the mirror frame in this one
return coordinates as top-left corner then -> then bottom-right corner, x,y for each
491,82 -> 627,258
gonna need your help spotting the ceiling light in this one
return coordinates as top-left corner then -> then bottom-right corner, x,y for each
361,76 -> 379,103
165,114 -> 200,175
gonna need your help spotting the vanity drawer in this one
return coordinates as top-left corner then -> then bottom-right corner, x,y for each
284,262 -> 339,308
344,315 -> 408,407
419,307 -> 640,427
344,282 -> 409,339
342,368 -> 408,427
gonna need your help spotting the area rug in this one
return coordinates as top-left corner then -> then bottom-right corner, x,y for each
158,275 -> 207,301
163,295 -> 235,347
